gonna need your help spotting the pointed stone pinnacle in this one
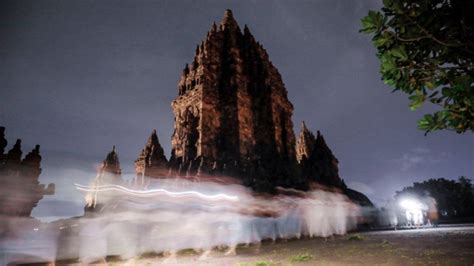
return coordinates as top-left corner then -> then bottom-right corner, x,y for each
301,121 -> 307,130
220,9 -> 239,30
102,145 -> 121,175
0,126 -> 7,154
224,9 -> 233,19
135,129 -> 168,178
6,139 -> 23,165
22,144 -> 42,167
183,63 -> 189,75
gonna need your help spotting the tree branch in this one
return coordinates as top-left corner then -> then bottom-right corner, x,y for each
395,34 -> 431,42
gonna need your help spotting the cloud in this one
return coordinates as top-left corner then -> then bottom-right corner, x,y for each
393,147 -> 449,171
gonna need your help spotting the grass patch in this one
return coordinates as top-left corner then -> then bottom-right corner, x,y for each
380,239 -> 393,248
422,249 -> 443,256
138,251 -> 162,259
291,252 -> 313,262
236,261 -> 279,266
348,234 -> 365,241
254,261 -> 280,266
177,248 -> 198,256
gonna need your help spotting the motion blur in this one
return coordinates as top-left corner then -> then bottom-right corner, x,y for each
1,174 -> 362,264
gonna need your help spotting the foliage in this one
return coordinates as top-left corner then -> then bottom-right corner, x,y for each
395,177 -> 474,218
291,252 -> 313,262
361,0 -> 474,134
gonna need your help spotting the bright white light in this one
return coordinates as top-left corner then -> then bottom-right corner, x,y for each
399,198 -> 427,226
74,183 -> 240,201
399,199 -> 421,211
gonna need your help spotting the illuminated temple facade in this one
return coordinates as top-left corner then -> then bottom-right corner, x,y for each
166,10 -> 301,189
105,10 -> 371,204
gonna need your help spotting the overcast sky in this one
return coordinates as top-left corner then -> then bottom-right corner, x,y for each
1,0 -> 472,221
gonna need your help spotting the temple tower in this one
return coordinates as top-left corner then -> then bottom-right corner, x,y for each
0,127 -> 54,217
169,10 -> 298,189
135,129 -> 168,178
296,123 -> 343,188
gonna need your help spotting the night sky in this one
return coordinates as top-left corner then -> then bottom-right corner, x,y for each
1,0 -> 472,221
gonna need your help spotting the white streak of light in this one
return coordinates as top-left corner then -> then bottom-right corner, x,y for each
74,183 -> 239,201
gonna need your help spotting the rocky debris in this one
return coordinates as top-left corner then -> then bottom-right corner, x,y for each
0,127 -> 54,217
169,9 -> 299,190
135,129 -> 168,178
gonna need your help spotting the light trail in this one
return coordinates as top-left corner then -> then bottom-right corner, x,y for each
74,183 -> 239,201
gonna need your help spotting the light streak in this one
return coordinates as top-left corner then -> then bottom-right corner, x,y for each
74,183 -> 239,201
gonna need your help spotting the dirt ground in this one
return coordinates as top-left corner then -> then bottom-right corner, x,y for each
127,225 -> 474,266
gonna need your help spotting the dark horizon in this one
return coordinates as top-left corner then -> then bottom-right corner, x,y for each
1,0 -> 472,221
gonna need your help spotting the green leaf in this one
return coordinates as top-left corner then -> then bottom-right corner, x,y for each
390,46 -> 408,60
409,94 -> 425,110
371,11 -> 384,31
360,15 -> 376,33
361,11 -> 384,33
425,81 -> 435,90
373,36 -> 389,47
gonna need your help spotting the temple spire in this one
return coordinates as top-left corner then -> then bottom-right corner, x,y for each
220,9 -> 240,31
6,139 -> 22,166
170,9 -> 298,189
22,145 -> 42,168
296,122 -> 316,162
301,121 -> 308,131
0,129 -> 54,217
135,129 -> 168,179
101,145 -> 121,175
0,127 -> 7,157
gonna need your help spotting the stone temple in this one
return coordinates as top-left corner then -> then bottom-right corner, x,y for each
0,127 -> 55,217
104,10 -> 371,205
168,10 -> 300,190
